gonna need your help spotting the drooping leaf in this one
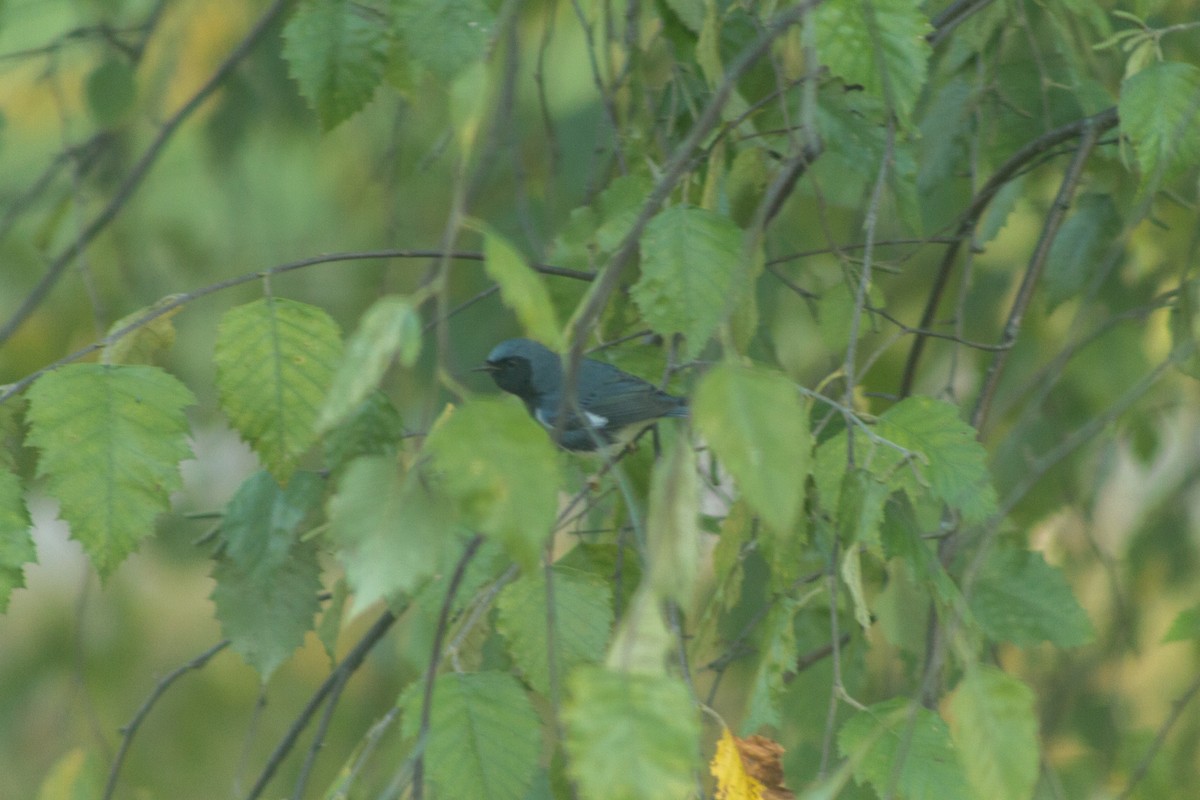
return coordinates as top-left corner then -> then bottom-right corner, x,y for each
552,174 -> 654,270
0,469 -> 34,612
1043,194 -> 1121,311
212,537 -> 321,682
633,205 -> 744,358
401,671 -> 542,800
606,587 -> 673,675
327,455 -> 456,615
742,596 -> 800,733
1119,61 -> 1200,190
101,295 -> 182,365
710,728 -> 789,800
282,0 -> 388,129
424,398 -> 560,569
394,0 -> 495,81
564,666 -> 701,800
838,697 -> 971,800
693,362 -> 811,534
645,434 -> 701,603
213,297 -> 342,483
496,565 -> 613,696
26,364 -> 194,578
949,666 -> 1039,800
875,396 -> 997,524
318,295 -> 420,432
970,546 -> 1095,647
85,58 -> 136,127
322,391 -> 405,470
483,229 -> 563,349
813,0 -> 933,123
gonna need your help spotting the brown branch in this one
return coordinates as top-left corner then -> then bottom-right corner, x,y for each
0,0 -> 296,349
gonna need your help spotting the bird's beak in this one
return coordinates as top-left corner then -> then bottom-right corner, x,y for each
473,363 -> 497,373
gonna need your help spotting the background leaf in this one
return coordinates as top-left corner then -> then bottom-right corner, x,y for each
564,667 -> 700,800
949,666 -> 1039,800
483,228 -> 563,349
214,297 -> 342,483
633,205 -> 743,358
970,546 -> 1095,647
26,365 -> 194,577
424,398 -> 560,570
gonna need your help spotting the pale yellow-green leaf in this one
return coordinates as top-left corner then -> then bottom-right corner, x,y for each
482,228 -> 563,349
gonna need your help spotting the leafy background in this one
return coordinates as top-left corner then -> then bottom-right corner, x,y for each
1,0 -> 1199,799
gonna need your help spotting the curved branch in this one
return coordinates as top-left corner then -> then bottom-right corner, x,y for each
103,639 -> 231,800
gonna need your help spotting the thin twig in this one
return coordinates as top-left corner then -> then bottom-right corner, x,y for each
244,608 -> 399,800
103,639 -> 231,800
412,534 -> 485,800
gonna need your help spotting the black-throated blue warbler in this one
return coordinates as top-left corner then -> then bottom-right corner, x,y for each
478,338 -> 687,451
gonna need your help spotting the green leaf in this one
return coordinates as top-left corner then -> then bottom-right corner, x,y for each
282,0 -> 388,129
402,671 -> 542,800
606,587 -> 673,674
217,470 -> 323,576
633,205 -> 743,358
551,174 -> 654,270
322,391 -> 405,470
102,296 -> 182,366
1163,603 -> 1200,643
970,546 -> 1095,647
214,297 -> 343,483
693,363 -> 811,534
318,295 -> 420,432
424,398 -> 561,569
0,469 -> 34,612
395,0 -> 495,82
875,396 -> 997,524
564,667 -> 700,800
26,364 -> 194,578
1043,194 -> 1121,311
742,597 -> 800,733
483,229 -> 563,349
497,566 -> 613,696
327,456 -> 455,615
949,666 -> 1039,800
645,434 -> 701,603
212,539 -> 321,682
838,698 -> 971,800
1119,62 -> 1200,190
211,470 -> 323,679
85,58 -> 136,127
814,0 -> 933,123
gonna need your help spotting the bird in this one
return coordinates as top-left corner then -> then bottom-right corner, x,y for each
477,338 -> 688,451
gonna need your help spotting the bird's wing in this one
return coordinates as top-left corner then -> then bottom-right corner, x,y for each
575,359 -> 684,429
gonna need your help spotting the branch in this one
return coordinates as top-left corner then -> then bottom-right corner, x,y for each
1116,664 -> 1200,799
412,534 -> 485,800
103,639 -> 231,800
897,106 -> 1119,398
0,0 -> 296,348
244,607 -> 399,800
0,249 -> 591,407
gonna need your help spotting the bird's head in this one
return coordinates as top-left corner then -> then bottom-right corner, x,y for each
476,338 -> 562,399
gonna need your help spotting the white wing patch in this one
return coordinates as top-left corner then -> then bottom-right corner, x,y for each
534,406 -> 609,430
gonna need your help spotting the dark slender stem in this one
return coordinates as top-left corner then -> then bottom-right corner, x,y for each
1116,654 -> 1200,798
103,639 -> 230,800
291,668 -> 351,800
0,0 -> 296,348
970,118 -> 1103,432
412,534 -> 485,800
244,608 -> 398,800
897,106 -> 1118,398
0,249 -> 590,407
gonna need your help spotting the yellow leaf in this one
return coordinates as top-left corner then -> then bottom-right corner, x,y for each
711,727 -> 765,800
102,294 -> 184,365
